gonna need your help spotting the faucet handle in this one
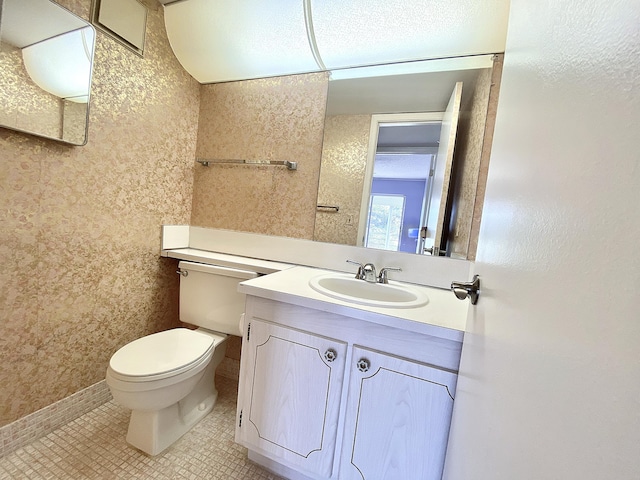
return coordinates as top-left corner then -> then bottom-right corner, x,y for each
346,260 -> 365,280
378,266 -> 402,284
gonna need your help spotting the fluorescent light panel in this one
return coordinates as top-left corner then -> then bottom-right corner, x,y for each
311,0 -> 509,70
164,0 -> 321,83
162,0 -> 510,84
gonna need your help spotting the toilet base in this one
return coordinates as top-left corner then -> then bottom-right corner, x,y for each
124,335 -> 227,455
126,388 -> 218,456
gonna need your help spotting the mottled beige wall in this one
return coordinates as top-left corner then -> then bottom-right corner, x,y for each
191,73 -> 329,239
448,57 -> 502,260
468,55 -> 503,260
314,114 -> 371,245
0,0 -> 200,426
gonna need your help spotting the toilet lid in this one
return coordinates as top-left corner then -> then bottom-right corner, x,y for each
109,328 -> 214,378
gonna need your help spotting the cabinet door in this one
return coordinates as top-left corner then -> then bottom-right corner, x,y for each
340,347 -> 458,480
237,318 -> 347,478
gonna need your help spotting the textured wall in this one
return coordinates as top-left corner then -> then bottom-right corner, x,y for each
313,114 -> 371,245
467,55 -> 503,260
191,72 -> 329,239
448,58 -> 502,260
0,0 -> 200,426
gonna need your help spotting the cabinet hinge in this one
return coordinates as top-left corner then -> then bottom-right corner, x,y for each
239,410 -> 243,427
246,323 -> 251,341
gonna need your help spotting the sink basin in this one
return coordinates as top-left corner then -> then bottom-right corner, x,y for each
308,273 -> 429,309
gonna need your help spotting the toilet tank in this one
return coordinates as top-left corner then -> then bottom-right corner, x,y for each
178,261 -> 258,336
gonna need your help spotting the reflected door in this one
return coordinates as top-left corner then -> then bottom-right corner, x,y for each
421,82 -> 463,255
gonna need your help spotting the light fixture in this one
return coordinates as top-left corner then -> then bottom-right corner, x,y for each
163,0 -> 322,83
311,0 -> 509,70
161,0 -> 510,84
22,26 -> 95,103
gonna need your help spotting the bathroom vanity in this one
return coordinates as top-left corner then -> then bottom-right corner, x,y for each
234,266 -> 466,480
161,226 -> 471,479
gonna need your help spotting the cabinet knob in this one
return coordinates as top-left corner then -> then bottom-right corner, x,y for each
324,348 -> 337,363
356,358 -> 370,372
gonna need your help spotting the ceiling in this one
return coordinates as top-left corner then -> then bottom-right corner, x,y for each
326,68 -> 481,116
373,154 -> 433,180
377,123 -> 442,149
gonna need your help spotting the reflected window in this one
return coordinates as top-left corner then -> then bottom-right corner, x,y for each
365,195 -> 405,251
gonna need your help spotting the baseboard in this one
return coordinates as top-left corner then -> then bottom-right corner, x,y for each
0,380 -> 112,458
217,356 -> 240,382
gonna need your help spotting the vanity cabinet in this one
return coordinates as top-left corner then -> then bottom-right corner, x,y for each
236,319 -> 347,478
236,296 -> 462,480
339,347 -> 457,480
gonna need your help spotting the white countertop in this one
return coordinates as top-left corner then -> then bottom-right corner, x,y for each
239,265 -> 468,342
162,248 -> 293,275
162,248 -> 468,342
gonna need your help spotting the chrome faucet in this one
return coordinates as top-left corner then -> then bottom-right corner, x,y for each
347,260 -> 401,284
361,263 -> 377,283
347,260 -> 376,282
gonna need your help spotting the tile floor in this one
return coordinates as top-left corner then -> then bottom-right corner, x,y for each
0,376 -> 285,479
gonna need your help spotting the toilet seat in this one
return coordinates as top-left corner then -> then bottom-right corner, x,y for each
109,328 -> 217,382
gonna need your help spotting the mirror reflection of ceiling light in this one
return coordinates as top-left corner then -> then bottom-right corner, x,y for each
22,26 -> 95,103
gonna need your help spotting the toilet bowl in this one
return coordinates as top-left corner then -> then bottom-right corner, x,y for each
106,261 -> 258,455
106,328 -> 227,455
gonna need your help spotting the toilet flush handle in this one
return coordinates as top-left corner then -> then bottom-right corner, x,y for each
176,269 -> 188,277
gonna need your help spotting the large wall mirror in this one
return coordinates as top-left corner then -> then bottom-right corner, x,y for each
0,0 -> 95,145
314,55 -> 502,260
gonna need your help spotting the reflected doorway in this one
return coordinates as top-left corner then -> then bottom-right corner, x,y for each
359,80 -> 463,256
359,115 -> 443,254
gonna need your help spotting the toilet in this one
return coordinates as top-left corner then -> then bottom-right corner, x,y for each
106,260 -> 258,455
